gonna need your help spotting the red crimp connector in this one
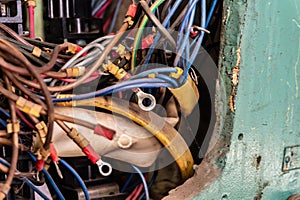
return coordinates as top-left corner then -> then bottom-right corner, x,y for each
35,159 -> 44,171
190,27 -> 199,38
49,143 -> 59,162
94,124 -> 115,140
75,45 -> 82,54
75,46 -> 87,56
126,4 -> 137,18
142,34 -> 154,49
82,145 -> 101,164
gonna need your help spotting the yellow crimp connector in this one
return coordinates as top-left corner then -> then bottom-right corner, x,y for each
26,0 -> 36,7
6,120 -> 20,134
66,42 -> 79,54
170,67 -> 184,79
123,52 -> 131,60
106,63 -> 127,80
148,73 -> 155,78
32,47 -> 42,57
116,44 -> 126,56
68,128 -> 89,149
64,67 -> 85,78
123,17 -> 134,28
55,94 -> 76,106
35,121 -> 48,143
169,76 -> 200,116
16,97 -> 42,117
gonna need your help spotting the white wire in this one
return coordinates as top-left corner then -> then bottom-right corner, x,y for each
131,165 -> 149,200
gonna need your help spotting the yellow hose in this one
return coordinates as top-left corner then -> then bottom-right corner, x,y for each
57,97 -> 194,180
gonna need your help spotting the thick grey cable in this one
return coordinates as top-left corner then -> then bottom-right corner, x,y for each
140,0 -> 176,49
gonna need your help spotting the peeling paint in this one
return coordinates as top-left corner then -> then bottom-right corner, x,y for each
229,45 -> 241,112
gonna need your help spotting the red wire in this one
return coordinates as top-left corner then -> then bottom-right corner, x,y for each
28,6 -> 35,38
16,109 -> 35,129
125,173 -> 149,200
94,0 -> 113,18
58,75 -> 99,83
126,185 -> 139,200
103,12 -> 114,33
132,184 -> 144,200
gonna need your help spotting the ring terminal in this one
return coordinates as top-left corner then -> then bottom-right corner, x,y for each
96,159 -> 112,177
135,88 -> 156,111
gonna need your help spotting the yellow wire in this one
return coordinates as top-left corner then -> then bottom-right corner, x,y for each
57,97 -> 194,180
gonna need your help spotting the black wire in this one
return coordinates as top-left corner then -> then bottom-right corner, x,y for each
0,35 -> 63,69
23,37 -> 58,49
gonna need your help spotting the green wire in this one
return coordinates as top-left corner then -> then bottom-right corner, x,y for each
131,0 -> 165,73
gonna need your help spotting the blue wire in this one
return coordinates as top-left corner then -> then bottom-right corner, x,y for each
182,0 -> 206,83
205,0 -> 219,28
0,108 -> 10,118
59,159 -> 90,200
42,169 -> 65,200
110,83 -> 173,92
121,173 -> 134,193
155,74 -> 178,88
130,67 -> 178,79
108,0 -> 122,33
27,152 -> 65,200
131,165 -> 149,200
51,79 -> 172,102
0,118 -> 7,128
0,107 -> 29,127
177,0 -> 198,49
144,0 -> 183,65
23,179 -> 51,200
175,0 -> 198,66
0,158 -> 50,200
92,0 -> 107,16
137,170 -> 158,200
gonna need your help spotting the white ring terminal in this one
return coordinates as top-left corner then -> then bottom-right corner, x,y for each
96,159 -> 112,176
136,89 -> 156,111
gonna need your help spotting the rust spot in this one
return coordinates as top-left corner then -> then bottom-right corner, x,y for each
256,156 -> 262,170
254,182 -> 269,200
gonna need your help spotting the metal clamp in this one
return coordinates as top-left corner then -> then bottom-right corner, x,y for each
96,159 -> 112,176
135,89 -> 156,111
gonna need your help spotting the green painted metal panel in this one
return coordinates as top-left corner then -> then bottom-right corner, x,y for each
192,0 -> 300,199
